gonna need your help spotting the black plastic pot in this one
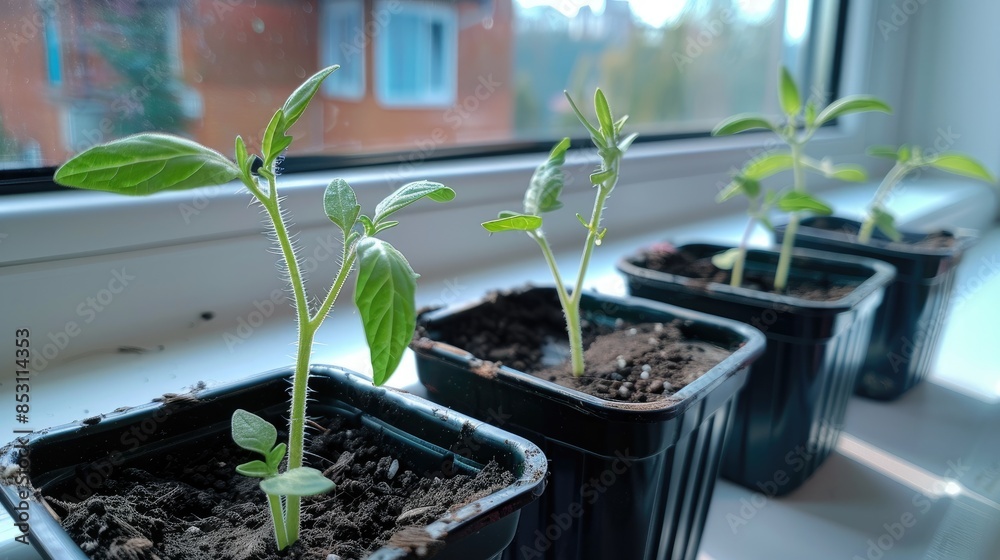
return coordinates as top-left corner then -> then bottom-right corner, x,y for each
775,216 -> 975,399
412,287 -> 765,560
0,365 -> 547,560
617,244 -> 894,495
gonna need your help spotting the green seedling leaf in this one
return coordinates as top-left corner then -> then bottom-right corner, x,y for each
804,100 -> 817,127
355,238 -> 418,386
927,153 -> 997,182
590,168 -> 616,185
324,178 -> 362,233
267,443 -> 287,469
262,109 -> 292,167
281,65 -> 339,133
711,248 -> 741,271
231,409 -> 278,456
867,145 -> 900,160
829,165 -> 867,182
614,115 -> 629,135
777,191 -> 833,215
372,220 -> 399,235
564,90 -> 602,143
716,176 -> 761,203
236,460 -> 273,479
594,89 -> 615,138
524,138 -> 570,215
358,215 -> 376,236
815,95 -> 892,126
759,215 -> 775,232
779,67 -> 802,118
235,135 -> 251,181
871,207 -> 902,241
898,145 -> 912,163
743,152 -> 794,181
54,133 -> 240,195
482,213 -> 543,233
260,467 -> 335,497
373,181 -> 456,225
712,114 -> 776,136
618,132 -> 639,152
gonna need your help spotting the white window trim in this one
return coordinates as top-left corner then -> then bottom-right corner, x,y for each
320,0 -> 366,101
374,0 -> 457,108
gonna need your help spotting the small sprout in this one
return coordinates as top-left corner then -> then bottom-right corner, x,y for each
713,66 -> 891,291
482,89 -> 635,376
858,146 -> 996,243
54,66 -> 454,551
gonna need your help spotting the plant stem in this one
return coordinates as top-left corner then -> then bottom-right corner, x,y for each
267,494 -> 289,550
731,215 -> 756,288
311,242 -> 357,330
254,171 -> 313,546
530,232 -> 581,374
774,140 -> 806,292
858,162 -> 909,244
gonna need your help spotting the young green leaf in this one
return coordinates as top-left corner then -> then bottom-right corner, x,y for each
564,90 -> 603,143
804,100 -> 817,127
373,181 -> 456,225
828,164 -> 867,182
711,248 -> 741,271
618,132 -> 639,153
870,207 -> 902,242
814,95 -> 892,125
778,67 -> 802,117
482,213 -> 543,233
235,135 -> 251,182
867,145 -> 900,160
594,89 -> 615,138
267,443 -> 287,469
743,152 -> 794,180
281,65 -> 339,133
236,460 -> 273,479
898,145 -> 912,163
927,153 -> 997,182
231,409 -> 278,456
323,178 -> 361,233
523,138 -> 570,215
712,114 -> 776,136
262,109 -> 292,166
259,467 -> 335,497
54,133 -> 240,195
777,191 -> 833,215
354,238 -> 418,386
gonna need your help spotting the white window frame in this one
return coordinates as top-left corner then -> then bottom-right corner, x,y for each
374,0 -> 457,108
320,0 -> 366,100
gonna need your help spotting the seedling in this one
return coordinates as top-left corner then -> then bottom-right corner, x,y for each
53,66 -> 454,550
859,144 -> 996,243
482,89 -> 636,376
712,67 -> 891,290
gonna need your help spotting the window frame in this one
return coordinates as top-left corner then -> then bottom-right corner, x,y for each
320,0 -> 367,101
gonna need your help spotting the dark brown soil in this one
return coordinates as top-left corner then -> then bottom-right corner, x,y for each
816,221 -> 957,249
45,413 -> 513,560
637,244 -> 857,301
417,289 -> 733,403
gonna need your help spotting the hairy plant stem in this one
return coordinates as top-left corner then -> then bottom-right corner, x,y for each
244,170 -> 353,548
858,162 -> 910,244
774,140 -> 805,292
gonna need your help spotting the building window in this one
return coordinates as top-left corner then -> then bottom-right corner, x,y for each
321,0 -> 366,100
44,11 -> 63,86
375,1 -> 457,108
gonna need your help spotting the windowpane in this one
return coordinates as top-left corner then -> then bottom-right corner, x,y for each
0,0 -> 843,178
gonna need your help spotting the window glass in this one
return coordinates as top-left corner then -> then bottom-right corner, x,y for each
0,0 -> 842,177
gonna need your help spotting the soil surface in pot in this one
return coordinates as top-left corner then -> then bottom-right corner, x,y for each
416,289 -> 732,403
635,244 -> 858,300
46,413 -> 513,560
807,221 -> 957,249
